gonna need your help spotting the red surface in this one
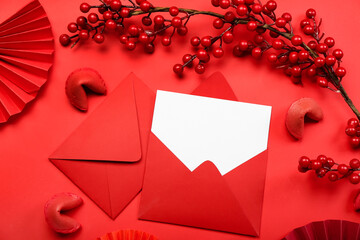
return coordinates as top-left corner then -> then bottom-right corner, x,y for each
1,0 -> 360,239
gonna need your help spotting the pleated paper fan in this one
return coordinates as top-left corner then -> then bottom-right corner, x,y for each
0,0 -> 54,123
283,220 -> 360,240
96,230 -> 158,240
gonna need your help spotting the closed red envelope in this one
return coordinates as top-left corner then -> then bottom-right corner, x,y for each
49,73 -> 155,219
139,72 -> 271,236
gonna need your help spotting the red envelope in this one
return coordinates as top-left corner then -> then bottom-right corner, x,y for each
139,72 -> 269,236
49,73 -> 155,219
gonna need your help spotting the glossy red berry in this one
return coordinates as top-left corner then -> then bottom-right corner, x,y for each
76,16 -> 87,27
105,19 -> 117,30
78,30 -> 89,40
275,17 -> 287,28
110,0 -> 122,11
213,18 -> 224,29
169,6 -> 179,16
219,0 -> 231,9
213,47 -> 224,58
350,173 -> 360,184
211,0 -> 220,7
88,13 -> 98,23
190,37 -> 201,47
317,155 -> 327,163
307,66 -> 317,77
103,11 -> 113,20
282,12 -> 292,22
298,50 -> 309,61
314,57 -> 325,67
324,37 -> 335,48
267,53 -> 277,63
350,158 -> 360,169
266,0 -> 277,11
142,16 -> 152,26
59,34 -> 71,46
299,156 -> 311,168
119,35 -> 128,44
317,77 -> 328,88
238,40 -> 248,51
138,33 -> 150,43
333,49 -> 344,60
308,40 -> 317,50
328,172 -> 338,182
291,66 -> 302,77
316,43 -> 328,53
247,21 -> 257,31
252,3 -> 262,14
154,15 -> 165,25
182,54 -> 193,66
195,64 -> 205,74
140,1 -> 151,12
306,8 -> 316,19
298,165 -> 309,173
171,17 -> 182,28
254,34 -> 264,44
232,0 -> 245,5
236,4 -> 248,16
338,164 -> 349,175
196,49 -> 209,61
348,118 -> 359,127
311,160 -> 322,170
335,67 -> 346,78
67,22 -> 78,33
272,39 -> 283,50
98,6 -> 107,14
351,137 -> 360,148
144,43 -> 155,53
300,19 -> 311,28
346,127 -> 356,137
173,64 -> 183,75
288,52 -> 298,64
161,36 -> 171,46
94,33 -> 104,43
125,41 -> 136,50
303,25 -> 314,35
291,35 -> 302,46
177,26 -> 188,36
316,168 -> 327,178
224,11 -> 236,22
80,3 -> 91,13
324,55 -> 336,66
120,8 -> 130,18
201,36 -> 212,47
251,47 -> 262,58
223,32 -> 233,44
127,25 -> 138,36
326,158 -> 335,167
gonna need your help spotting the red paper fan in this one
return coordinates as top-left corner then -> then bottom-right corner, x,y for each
96,230 -> 158,240
283,220 -> 360,240
0,0 -> 54,123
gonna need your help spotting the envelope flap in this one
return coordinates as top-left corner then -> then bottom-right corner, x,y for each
50,76 -> 141,162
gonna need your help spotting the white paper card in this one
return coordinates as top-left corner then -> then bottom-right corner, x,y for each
151,90 -> 272,175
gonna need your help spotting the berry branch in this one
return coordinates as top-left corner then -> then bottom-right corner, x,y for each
60,0 -> 360,134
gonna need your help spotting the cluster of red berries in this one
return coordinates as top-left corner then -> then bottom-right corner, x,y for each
345,118 -> 360,148
298,155 -> 360,184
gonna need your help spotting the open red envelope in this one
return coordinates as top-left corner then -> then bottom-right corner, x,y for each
139,72 -> 272,236
49,73 -> 155,219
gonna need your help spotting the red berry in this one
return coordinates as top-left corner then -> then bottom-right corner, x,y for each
67,22 -> 78,33
169,6 -> 179,16
244,0 -> 254,4
224,11 -> 236,22
328,172 -> 338,182
307,66 -> 317,77
105,19 -> 117,30
351,137 -> 360,148
299,156 -> 311,168
211,0 -> 220,6
311,160 -> 322,170
196,49 -> 209,61
144,43 -> 155,53
251,47 -> 262,58
140,1 -> 151,12
219,0 -> 231,9
324,37 -> 335,48
306,8 -> 316,19
142,16 -> 152,26
346,127 -> 356,136
182,54 -> 193,67
127,25 -> 139,36
317,77 -> 328,88
316,168 -> 327,178
195,64 -> 205,74
314,57 -> 325,67
254,34 -> 264,44
119,35 -> 128,44
110,0 -> 122,11
223,32 -> 233,44
303,25 -> 314,35
76,16 -> 87,27
161,36 -> 171,46
333,49 -> 343,60
238,40 -> 249,51
267,53 -> 277,63
98,6 -> 107,14
213,18 -> 224,29
317,155 -> 327,163
300,19 -> 311,28
316,43 -> 328,53
103,11 -> 113,20
289,52 -> 299,63
120,8 -> 130,18
247,21 -> 257,31
278,54 -> 288,64
272,39 -> 283,50
252,3 -> 262,14
154,15 -> 165,25
325,55 -> 336,66
94,33 -> 104,43
213,47 -> 224,58
298,165 -> 309,173
171,17 -> 182,28
266,0 -> 277,11
350,173 -> 360,184
335,67 -> 346,78
350,158 -> 360,169
59,34 -> 71,46
291,66 -> 302,77
291,35 -> 302,46
125,41 -> 136,50
173,64 -> 183,75
177,26 -> 188,36
201,36 -> 212,47
275,17 -> 287,28
348,118 -> 359,127
88,13 -> 98,23
308,40 -> 317,50
326,158 -> 335,168
191,36 -> 200,47
236,4 -> 248,16
298,50 -> 309,61
338,164 -> 349,175
78,30 -> 89,40
282,12 -> 292,22
80,3 -> 91,13
232,0 -> 245,5
138,33 -> 150,43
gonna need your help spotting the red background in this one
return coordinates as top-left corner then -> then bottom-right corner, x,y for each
1,0 -> 360,239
